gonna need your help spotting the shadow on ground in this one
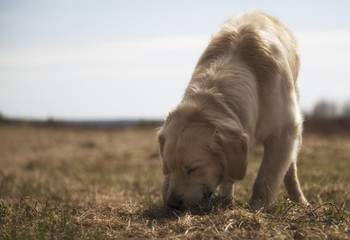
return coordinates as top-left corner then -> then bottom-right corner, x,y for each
141,197 -> 243,221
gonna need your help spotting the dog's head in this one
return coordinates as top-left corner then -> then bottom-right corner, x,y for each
157,105 -> 248,209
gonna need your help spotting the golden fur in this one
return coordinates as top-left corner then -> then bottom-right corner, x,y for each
157,11 -> 307,210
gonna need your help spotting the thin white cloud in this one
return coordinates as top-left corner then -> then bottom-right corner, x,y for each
0,30 -> 349,119
297,29 -> 350,70
296,29 -> 350,111
0,35 -> 210,119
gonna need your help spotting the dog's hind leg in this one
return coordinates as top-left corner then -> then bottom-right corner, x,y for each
284,162 -> 307,204
283,136 -> 308,205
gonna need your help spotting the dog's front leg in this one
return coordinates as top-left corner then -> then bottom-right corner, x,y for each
219,181 -> 233,199
249,127 -> 298,210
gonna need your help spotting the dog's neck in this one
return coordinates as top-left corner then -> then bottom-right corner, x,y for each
178,90 -> 243,131
186,56 -> 259,138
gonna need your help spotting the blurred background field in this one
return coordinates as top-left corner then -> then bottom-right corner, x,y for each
0,118 -> 349,239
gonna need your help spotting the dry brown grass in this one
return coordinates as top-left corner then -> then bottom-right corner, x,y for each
0,123 -> 349,239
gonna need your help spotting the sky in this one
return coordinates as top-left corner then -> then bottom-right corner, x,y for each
1,0 -> 350,120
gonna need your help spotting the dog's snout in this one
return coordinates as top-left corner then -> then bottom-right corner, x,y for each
166,192 -> 182,209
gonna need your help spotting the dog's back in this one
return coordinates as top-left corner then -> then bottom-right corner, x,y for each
186,11 -> 302,141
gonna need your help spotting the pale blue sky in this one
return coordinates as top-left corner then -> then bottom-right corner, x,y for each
1,0 -> 350,119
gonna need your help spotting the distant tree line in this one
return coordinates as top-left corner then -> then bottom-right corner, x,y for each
1,100 -> 350,124
307,100 -> 350,119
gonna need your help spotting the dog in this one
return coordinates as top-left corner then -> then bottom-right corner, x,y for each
157,11 -> 308,210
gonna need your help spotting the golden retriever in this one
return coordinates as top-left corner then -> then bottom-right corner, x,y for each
157,11 -> 308,210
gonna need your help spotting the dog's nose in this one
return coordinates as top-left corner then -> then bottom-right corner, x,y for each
166,192 -> 182,209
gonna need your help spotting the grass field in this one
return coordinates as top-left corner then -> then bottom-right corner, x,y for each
0,123 -> 349,239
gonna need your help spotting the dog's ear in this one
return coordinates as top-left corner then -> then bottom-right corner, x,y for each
216,128 -> 248,180
157,127 -> 170,175
157,127 -> 165,157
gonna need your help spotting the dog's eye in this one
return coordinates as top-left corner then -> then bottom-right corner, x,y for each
187,167 -> 198,174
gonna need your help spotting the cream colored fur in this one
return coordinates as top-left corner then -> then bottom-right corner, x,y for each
157,11 -> 307,210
